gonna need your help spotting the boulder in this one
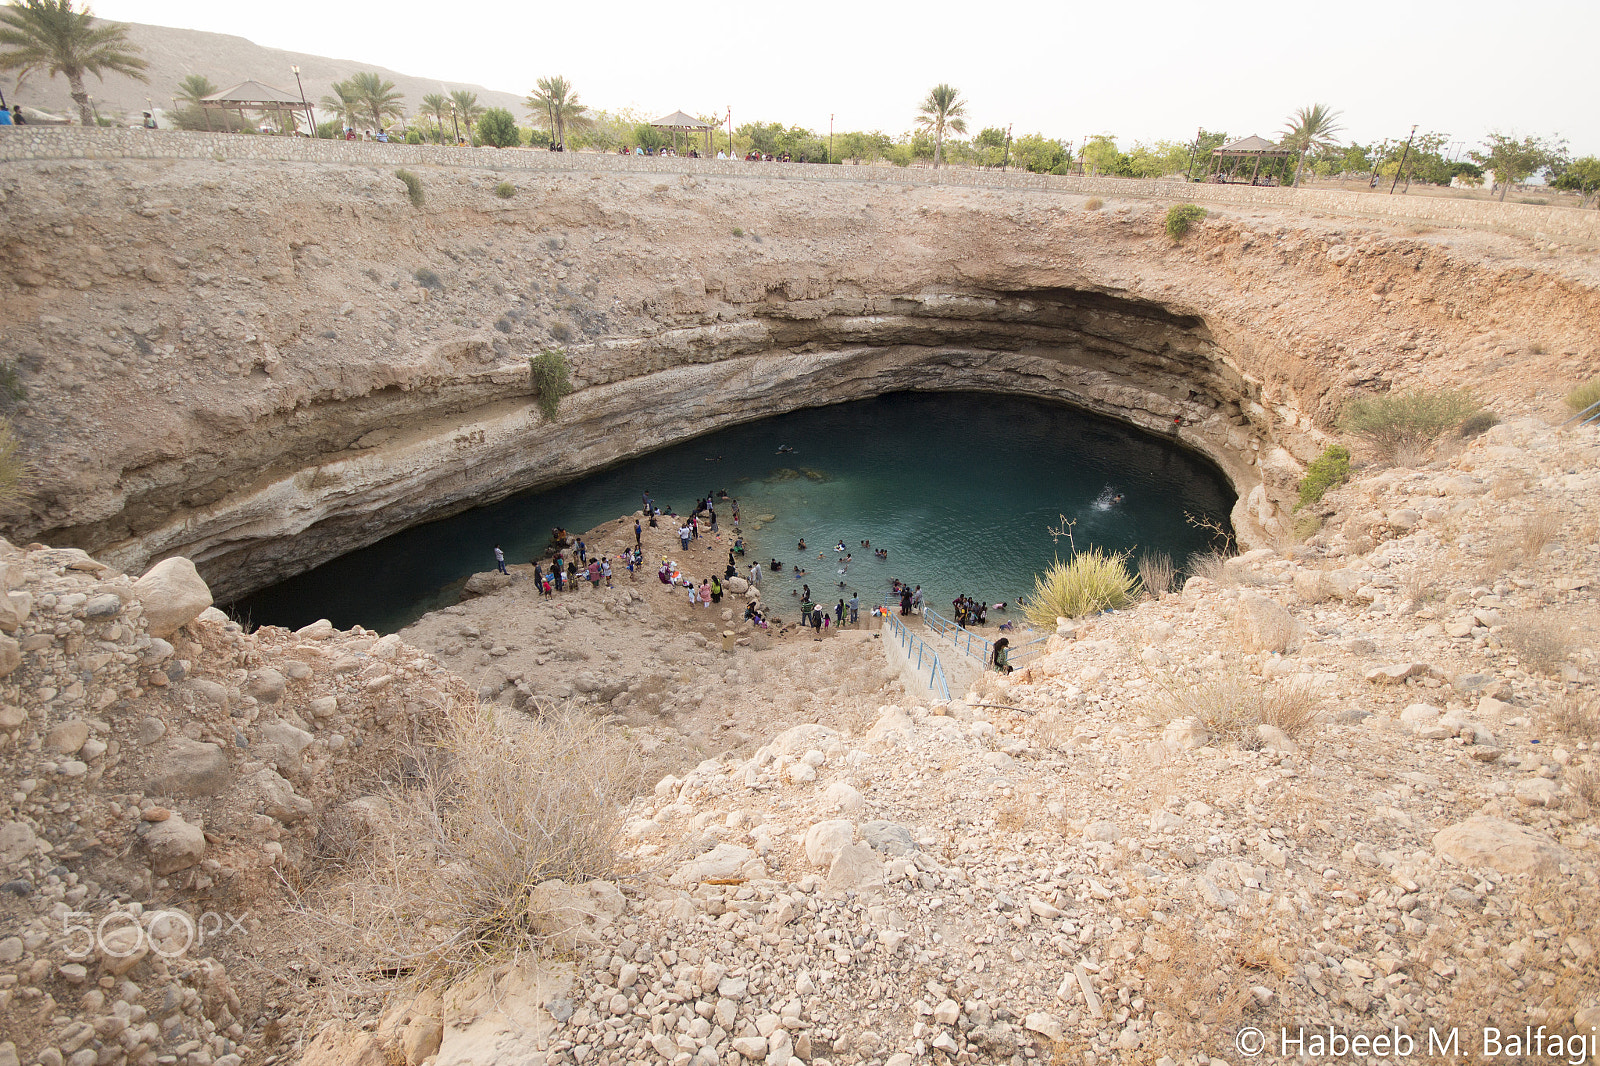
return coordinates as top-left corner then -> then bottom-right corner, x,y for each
401,1017 -> 443,1066
803,820 -> 854,867
826,843 -> 883,890
0,591 -> 32,633
0,820 -> 39,864
462,572 -> 513,597
97,922 -> 149,976
246,669 -> 286,703
144,814 -> 206,875
295,619 -> 336,640
1366,663 -> 1426,685
0,636 -> 18,679
1255,724 -> 1298,754
1163,717 -> 1209,749
146,738 -> 231,797
132,557 -> 213,638
675,843 -> 754,884
1433,816 -> 1571,878
821,781 -> 864,814
255,768 -> 313,824
44,720 -> 90,755
298,1028 -> 388,1066
528,879 -> 625,951
862,820 -> 918,856
257,721 -> 314,773
1235,593 -> 1296,653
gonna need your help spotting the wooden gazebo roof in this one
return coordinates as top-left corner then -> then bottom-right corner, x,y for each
200,80 -> 306,109
649,110 -> 713,131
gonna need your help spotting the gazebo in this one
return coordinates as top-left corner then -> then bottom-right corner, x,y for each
649,110 -> 714,157
1210,134 -> 1295,185
200,80 -> 311,135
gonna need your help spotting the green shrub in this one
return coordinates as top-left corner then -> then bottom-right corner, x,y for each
1567,378 -> 1600,414
494,181 -> 516,199
477,108 -> 520,149
1023,549 -> 1139,626
549,321 -> 573,344
0,417 -> 24,505
0,362 -> 25,408
1336,388 -> 1483,459
1165,203 -> 1206,240
394,169 -> 425,207
405,130 -> 422,145
731,226 -> 744,237
1296,445 -> 1351,510
529,348 -> 573,421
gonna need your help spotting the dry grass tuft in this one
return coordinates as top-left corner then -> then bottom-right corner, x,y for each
1502,615 -> 1574,675
1520,508 -> 1564,558
1149,673 -> 1321,748
295,703 -> 640,987
1138,552 -> 1176,600
1142,917 -> 1264,1043
1543,689 -> 1599,740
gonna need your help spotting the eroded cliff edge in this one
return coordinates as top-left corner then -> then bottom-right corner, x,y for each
1,158 -> 1596,598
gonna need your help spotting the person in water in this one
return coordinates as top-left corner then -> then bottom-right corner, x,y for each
991,637 -> 1013,674
797,539 -> 807,550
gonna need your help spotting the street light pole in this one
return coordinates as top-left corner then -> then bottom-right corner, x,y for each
829,113 -> 833,164
1390,124 -> 1417,195
291,65 -> 312,136
1002,124 -> 1012,171
727,106 -> 732,158
450,104 -> 460,145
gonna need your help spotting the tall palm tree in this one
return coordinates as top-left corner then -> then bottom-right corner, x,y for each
525,75 -> 591,148
916,83 -> 968,169
420,91 -> 449,144
350,70 -> 403,133
1280,103 -> 1344,188
0,0 -> 147,126
448,89 -> 483,143
319,79 -> 362,130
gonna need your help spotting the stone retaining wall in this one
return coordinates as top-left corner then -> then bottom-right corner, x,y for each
4,126 -> 1597,243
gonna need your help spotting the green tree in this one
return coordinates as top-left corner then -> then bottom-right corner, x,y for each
174,71 -> 215,107
1126,140 -> 1190,179
0,0 -> 146,126
320,79 -> 363,130
477,107 -> 518,148
1552,156 -> 1600,208
1186,129 -> 1229,180
915,83 -> 967,169
1010,132 -> 1068,174
1279,103 -> 1343,187
524,75 -> 590,149
448,88 -> 483,143
346,71 -> 403,133
1081,134 -> 1124,176
1471,132 -> 1565,202
169,72 -> 249,132
420,92 -> 450,143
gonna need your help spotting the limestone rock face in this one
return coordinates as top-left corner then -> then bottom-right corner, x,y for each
528,879 -> 625,951
132,557 -> 213,638
1432,816 -> 1570,878
463,572 -> 514,596
1234,592 -> 1296,653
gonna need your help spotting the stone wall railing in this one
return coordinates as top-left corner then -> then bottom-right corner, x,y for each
4,126 -> 1597,244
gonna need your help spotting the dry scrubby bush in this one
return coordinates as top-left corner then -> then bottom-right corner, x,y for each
1023,550 -> 1139,625
299,705 -> 639,987
1544,690 -> 1599,740
1336,388 -> 1484,460
1165,203 -> 1206,240
1503,615 -> 1573,675
1567,378 -> 1600,414
494,181 -> 516,199
1151,674 -> 1320,748
1083,197 -> 1104,211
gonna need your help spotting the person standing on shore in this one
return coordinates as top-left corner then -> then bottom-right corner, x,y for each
848,592 -> 859,625
679,523 -> 692,550
493,544 -> 507,575
912,585 -> 924,614
749,561 -> 762,587
635,520 -> 642,546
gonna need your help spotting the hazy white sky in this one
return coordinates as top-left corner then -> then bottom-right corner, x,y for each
92,0 -> 1599,156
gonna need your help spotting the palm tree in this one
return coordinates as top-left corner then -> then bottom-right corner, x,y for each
916,83 -> 968,169
448,89 -> 483,143
0,0 -> 147,126
319,79 -> 362,130
174,72 -> 216,108
525,75 -> 591,149
1279,103 -> 1344,188
350,71 -> 403,134
420,91 -> 449,144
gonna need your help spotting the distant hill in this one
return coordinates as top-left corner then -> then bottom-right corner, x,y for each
0,21 -> 527,126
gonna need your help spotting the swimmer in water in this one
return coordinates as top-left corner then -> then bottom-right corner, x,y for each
797,539 -> 806,550
1113,494 -> 1124,504
778,444 -> 794,454
835,541 -> 846,552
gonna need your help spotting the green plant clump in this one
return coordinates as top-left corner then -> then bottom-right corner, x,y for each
1567,378 -> 1600,415
529,348 -> 573,421
1296,444 -> 1352,511
394,169 -> 425,207
1336,388 -> 1483,459
494,181 -> 516,199
1165,203 -> 1206,240
1023,549 -> 1139,626
731,226 -> 744,237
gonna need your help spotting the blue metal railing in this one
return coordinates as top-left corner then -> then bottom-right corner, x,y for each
1560,398 -> 1600,427
922,606 -> 1049,668
885,612 -> 951,702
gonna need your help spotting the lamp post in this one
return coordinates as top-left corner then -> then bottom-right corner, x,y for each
88,94 -> 99,127
1002,124 -> 1012,172
450,103 -> 460,146
1390,125 -> 1417,195
291,65 -> 313,136
829,113 -> 833,164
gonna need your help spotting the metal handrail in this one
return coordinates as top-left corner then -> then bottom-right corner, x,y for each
923,606 -> 1048,667
885,612 -> 950,702
1560,397 -> 1600,427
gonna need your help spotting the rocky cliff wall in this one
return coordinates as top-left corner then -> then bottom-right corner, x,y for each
1,155 -> 1596,599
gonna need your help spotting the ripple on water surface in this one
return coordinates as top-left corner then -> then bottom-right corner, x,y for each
231,392 -> 1235,633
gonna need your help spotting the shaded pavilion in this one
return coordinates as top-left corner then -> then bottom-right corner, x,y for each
1210,134 -> 1295,185
200,80 -> 311,135
649,110 -> 714,156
